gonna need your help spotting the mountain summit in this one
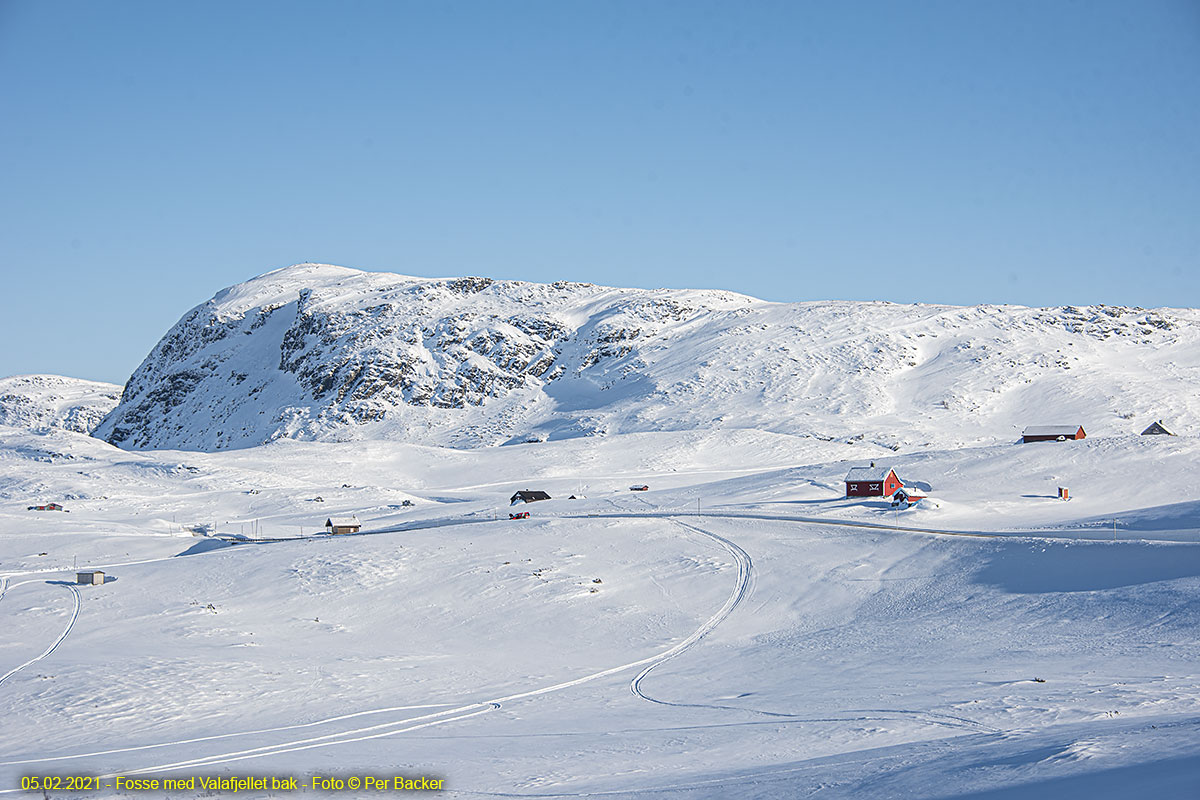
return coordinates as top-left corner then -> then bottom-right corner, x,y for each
94,264 -> 1198,452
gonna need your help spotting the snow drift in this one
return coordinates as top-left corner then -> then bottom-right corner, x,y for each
0,374 -> 122,435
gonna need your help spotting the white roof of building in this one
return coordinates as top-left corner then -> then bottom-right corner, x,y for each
844,465 -> 897,482
1023,425 -> 1082,437
325,516 -> 361,527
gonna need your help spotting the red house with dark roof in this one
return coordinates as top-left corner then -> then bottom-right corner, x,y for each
844,464 -> 903,498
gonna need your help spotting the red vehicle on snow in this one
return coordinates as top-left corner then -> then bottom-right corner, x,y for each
509,511 -> 531,520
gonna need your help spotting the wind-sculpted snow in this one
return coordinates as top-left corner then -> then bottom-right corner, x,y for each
93,263 -> 1200,452
0,375 -> 122,435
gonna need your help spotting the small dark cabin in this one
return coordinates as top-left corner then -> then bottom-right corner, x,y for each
1022,425 -> 1086,443
510,490 -> 551,505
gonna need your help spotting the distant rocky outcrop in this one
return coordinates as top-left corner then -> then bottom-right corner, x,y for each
0,375 -> 122,434
92,263 -> 1200,452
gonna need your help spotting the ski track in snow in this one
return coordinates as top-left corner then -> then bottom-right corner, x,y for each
629,520 -> 753,704
0,579 -> 80,689
0,498 -> 1173,787
0,501 -> 1076,783
0,702 -> 463,768
0,515 -> 763,781
627,522 -> 995,735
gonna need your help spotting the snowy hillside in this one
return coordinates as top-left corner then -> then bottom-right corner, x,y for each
94,264 -> 1200,452
0,375 -> 121,435
7,265 -> 1200,797
1,424 -> 1198,798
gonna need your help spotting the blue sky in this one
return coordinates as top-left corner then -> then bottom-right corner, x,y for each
1,0 -> 1198,384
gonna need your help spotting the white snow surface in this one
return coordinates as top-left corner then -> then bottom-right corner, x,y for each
91,263 -> 1199,452
0,420 -> 1198,798
3,267 -> 1199,797
0,375 -> 121,435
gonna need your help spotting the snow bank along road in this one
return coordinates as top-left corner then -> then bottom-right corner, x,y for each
0,516 -> 756,781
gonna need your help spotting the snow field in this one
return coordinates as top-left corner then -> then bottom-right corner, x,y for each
0,424 -> 1197,796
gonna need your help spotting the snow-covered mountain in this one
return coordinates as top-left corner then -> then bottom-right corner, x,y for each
5,267 -> 1200,797
94,263 -> 1199,452
0,374 -> 122,434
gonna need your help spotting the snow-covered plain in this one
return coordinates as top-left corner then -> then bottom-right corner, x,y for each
2,266 -> 1198,797
1,423 -> 1198,798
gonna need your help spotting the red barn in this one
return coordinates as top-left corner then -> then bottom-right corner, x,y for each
1022,425 -> 1086,443
845,464 -> 903,498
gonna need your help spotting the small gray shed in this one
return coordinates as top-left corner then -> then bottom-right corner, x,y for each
76,571 -> 105,586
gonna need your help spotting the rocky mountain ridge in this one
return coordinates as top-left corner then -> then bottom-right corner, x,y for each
0,374 -> 122,435
90,264 -> 1200,452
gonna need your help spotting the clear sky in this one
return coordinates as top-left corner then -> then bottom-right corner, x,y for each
1,0 -> 1198,385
